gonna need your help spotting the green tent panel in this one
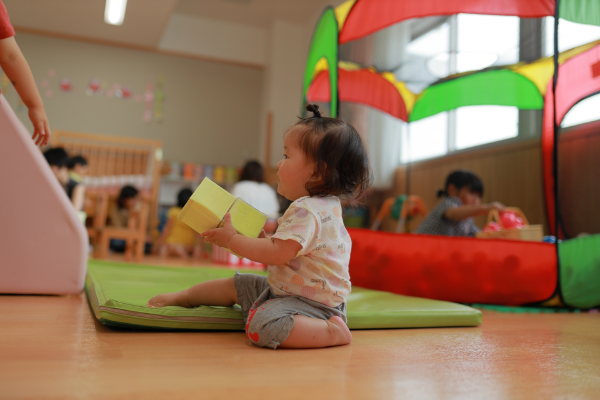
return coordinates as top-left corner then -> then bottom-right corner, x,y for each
560,0 -> 600,27
409,69 -> 544,122
559,234 -> 600,309
302,7 -> 339,117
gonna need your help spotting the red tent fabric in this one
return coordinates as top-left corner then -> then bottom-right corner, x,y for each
307,68 -> 409,121
542,43 -> 600,235
348,228 -> 557,305
340,0 -> 555,44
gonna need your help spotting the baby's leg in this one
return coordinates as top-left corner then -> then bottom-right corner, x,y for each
147,277 -> 238,308
245,296 -> 351,349
278,315 -> 352,349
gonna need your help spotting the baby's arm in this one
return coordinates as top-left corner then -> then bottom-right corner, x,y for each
0,37 -> 50,146
201,213 -> 301,265
444,202 -> 505,222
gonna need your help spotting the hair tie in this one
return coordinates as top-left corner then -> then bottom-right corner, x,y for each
306,104 -> 322,118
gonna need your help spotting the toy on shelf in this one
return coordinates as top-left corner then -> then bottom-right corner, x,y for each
371,195 -> 427,233
477,207 -> 543,241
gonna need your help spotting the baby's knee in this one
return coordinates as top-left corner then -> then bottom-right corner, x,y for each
246,307 -> 295,349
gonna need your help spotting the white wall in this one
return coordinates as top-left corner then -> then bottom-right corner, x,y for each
5,12 -> 324,170
4,32 -> 263,166
259,19 -> 312,168
158,14 -> 268,67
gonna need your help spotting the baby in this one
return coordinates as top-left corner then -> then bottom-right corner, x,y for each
148,104 -> 371,349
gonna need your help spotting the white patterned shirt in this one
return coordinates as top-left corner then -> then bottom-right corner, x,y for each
269,196 -> 351,307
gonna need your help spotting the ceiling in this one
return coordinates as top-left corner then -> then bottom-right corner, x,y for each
4,0 -> 342,48
175,0 -> 341,29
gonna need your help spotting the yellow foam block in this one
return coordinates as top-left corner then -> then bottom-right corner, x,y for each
178,178 -> 267,257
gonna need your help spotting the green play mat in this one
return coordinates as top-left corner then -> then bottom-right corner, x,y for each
86,260 -> 482,330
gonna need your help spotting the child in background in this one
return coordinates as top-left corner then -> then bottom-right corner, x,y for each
232,161 -> 280,219
0,1 -> 50,146
153,188 -> 201,259
43,147 -> 69,187
148,104 -> 372,349
43,147 -> 85,212
108,185 -> 150,253
108,185 -> 139,229
67,156 -> 88,183
415,170 -> 505,237
232,160 -> 280,233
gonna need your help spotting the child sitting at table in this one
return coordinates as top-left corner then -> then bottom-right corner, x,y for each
108,185 -> 151,253
415,170 -> 505,237
153,188 -> 201,259
43,147 -> 86,212
67,155 -> 88,183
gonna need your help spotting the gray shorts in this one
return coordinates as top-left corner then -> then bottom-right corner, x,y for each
233,272 -> 347,349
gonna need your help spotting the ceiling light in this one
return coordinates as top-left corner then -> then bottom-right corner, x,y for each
105,0 -> 128,26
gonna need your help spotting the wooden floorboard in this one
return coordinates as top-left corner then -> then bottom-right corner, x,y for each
1,256 -> 599,399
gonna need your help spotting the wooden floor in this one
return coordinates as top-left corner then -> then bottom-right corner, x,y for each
1,256 -> 599,399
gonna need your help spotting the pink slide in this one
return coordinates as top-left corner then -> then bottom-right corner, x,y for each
0,95 -> 87,294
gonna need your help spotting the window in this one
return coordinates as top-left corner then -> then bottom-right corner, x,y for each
561,93 -> 600,128
401,113 -> 448,162
404,21 -> 450,91
544,18 -> 600,56
457,14 -> 520,69
400,14 -> 521,163
456,106 -> 518,149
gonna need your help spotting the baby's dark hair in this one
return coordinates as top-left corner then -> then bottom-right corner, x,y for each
67,155 -> 88,170
239,160 -> 264,183
437,170 -> 484,198
118,185 -> 139,209
177,188 -> 193,208
43,147 -> 69,168
291,104 -> 371,203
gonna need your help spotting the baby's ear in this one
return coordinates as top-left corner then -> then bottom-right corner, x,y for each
309,164 -> 324,182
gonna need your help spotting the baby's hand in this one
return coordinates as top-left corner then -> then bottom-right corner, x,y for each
201,213 -> 237,248
28,106 -> 51,146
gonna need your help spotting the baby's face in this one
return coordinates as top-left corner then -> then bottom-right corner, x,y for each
276,128 -> 316,201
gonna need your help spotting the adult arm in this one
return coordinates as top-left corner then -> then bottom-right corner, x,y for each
0,37 -> 50,146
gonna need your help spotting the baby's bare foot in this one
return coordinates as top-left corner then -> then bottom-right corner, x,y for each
146,291 -> 190,308
327,316 -> 352,346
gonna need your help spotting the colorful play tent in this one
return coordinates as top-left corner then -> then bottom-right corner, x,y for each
302,0 -> 600,309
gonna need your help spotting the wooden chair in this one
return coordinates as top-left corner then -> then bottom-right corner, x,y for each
84,191 -> 110,247
51,130 -> 163,235
95,200 -> 150,262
